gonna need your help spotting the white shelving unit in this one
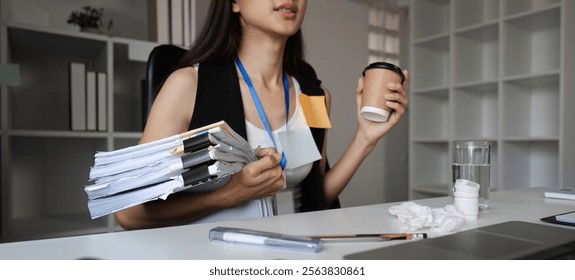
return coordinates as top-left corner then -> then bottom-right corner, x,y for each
0,0 -> 211,243
408,0 -> 575,199
0,22 -> 158,242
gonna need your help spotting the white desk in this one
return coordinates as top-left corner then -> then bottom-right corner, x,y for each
0,188 -> 573,259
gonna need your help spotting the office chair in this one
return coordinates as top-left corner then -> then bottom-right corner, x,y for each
142,44 -> 188,127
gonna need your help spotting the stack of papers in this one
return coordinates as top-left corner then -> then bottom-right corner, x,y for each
85,121 -> 266,219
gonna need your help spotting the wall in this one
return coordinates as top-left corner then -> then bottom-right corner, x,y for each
304,0 -> 408,207
194,0 -> 209,35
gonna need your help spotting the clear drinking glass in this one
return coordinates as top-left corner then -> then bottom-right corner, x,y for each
452,140 -> 491,211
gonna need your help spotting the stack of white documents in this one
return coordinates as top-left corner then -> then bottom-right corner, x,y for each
85,121 -> 272,220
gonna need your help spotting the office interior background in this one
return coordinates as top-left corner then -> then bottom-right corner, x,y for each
0,0 -> 573,243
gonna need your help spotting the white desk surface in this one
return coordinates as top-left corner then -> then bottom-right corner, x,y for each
0,188 -> 573,259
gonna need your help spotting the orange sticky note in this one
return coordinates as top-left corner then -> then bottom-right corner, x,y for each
298,94 -> 332,128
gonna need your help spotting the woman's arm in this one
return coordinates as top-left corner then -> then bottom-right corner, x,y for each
115,67 -> 285,230
321,70 -> 410,207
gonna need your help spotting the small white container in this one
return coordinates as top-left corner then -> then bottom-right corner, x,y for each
454,196 -> 479,220
453,179 -> 480,219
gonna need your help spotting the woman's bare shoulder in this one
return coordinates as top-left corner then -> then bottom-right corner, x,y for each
156,66 -> 198,100
166,66 -> 198,86
142,66 -> 199,142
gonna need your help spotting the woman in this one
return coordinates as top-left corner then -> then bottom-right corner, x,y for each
115,0 -> 409,230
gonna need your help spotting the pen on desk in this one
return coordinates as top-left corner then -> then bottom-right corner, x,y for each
221,232 -> 316,248
306,233 -> 427,243
209,227 -> 323,253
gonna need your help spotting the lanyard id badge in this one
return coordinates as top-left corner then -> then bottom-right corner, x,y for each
235,56 -> 288,169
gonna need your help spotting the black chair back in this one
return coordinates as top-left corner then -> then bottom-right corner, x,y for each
142,44 -> 187,127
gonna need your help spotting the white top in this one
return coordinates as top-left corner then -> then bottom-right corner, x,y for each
245,78 -> 313,212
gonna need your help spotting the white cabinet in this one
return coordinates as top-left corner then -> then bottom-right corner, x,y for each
408,0 -> 575,199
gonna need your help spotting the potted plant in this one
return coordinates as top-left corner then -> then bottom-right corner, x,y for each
67,6 -> 113,34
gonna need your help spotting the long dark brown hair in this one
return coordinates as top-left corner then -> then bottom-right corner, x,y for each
177,0 -> 318,80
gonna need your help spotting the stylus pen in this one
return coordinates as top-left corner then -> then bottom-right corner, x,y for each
306,233 -> 427,243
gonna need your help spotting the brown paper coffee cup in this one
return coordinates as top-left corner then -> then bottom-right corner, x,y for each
360,62 -> 404,122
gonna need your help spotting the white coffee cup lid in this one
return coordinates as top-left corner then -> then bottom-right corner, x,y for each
360,106 -> 390,122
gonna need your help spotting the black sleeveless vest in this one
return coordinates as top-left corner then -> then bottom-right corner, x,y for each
189,60 -> 340,211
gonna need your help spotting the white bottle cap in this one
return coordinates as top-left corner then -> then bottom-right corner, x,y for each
454,179 -> 480,194
453,191 -> 479,198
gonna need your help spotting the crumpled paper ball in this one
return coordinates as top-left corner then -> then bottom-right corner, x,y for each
388,202 -> 466,232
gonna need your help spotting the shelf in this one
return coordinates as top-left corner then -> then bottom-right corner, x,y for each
7,26 -> 107,131
7,130 -> 109,139
409,190 -> 447,200
501,140 -> 558,188
10,136 -> 104,208
7,25 -> 107,58
411,0 -> 450,40
410,0 -> 573,200
484,141 -> 499,192
113,42 -> 149,133
453,0 -> 499,30
3,1 -> 149,42
503,7 -> 560,77
0,12 -> 156,243
410,89 -> 449,140
0,1 -> 201,243
503,0 -> 560,17
112,37 -> 157,63
454,24 -> 499,84
452,82 -> 498,139
410,138 -> 450,143
111,132 -> 142,140
410,142 -> 450,189
502,73 -> 559,138
114,138 -> 140,150
410,184 -> 450,196
4,136 -> 103,240
412,36 -> 450,89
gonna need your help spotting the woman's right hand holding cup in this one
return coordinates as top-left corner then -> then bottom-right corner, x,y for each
355,63 -> 410,146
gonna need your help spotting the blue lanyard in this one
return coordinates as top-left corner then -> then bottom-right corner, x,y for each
234,56 -> 289,169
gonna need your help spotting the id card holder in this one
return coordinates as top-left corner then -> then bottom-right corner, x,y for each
273,126 -> 321,215
278,126 -> 321,170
